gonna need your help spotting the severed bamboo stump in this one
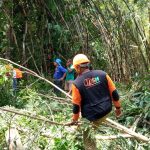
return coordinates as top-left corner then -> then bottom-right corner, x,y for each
5,127 -> 24,150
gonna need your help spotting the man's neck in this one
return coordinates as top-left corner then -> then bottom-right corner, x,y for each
81,68 -> 90,75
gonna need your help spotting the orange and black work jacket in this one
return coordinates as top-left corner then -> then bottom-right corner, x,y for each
72,70 -> 121,121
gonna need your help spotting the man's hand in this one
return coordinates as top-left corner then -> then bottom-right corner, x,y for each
65,120 -> 78,126
59,73 -> 66,81
115,108 -> 122,118
68,68 -> 73,73
59,77 -> 64,81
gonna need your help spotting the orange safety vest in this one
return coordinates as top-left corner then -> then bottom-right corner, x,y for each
13,68 -> 23,78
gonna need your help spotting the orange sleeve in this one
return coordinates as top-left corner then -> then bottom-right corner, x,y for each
72,84 -> 81,121
106,75 -> 121,108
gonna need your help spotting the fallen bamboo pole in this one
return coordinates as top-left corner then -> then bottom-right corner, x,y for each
105,118 -> 149,142
0,107 -> 149,142
17,124 -> 133,141
17,125 -> 132,141
38,94 -> 71,104
96,134 -> 133,140
0,107 -> 65,126
0,58 -> 149,142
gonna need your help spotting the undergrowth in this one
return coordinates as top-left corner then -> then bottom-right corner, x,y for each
0,73 -> 149,149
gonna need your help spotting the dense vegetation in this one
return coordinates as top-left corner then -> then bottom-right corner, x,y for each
0,0 -> 149,80
0,0 -> 149,149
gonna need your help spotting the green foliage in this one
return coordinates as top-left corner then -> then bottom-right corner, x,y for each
0,0 -> 150,149
0,128 -> 6,149
0,64 -> 14,106
90,41 -> 108,70
0,75 -> 150,149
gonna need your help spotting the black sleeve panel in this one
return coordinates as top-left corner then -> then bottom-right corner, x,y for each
73,104 -> 80,114
112,89 -> 119,101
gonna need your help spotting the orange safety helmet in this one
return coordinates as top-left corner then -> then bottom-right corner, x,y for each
73,54 -> 90,68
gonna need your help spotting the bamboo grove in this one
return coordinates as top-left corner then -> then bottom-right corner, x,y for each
0,0 -> 150,81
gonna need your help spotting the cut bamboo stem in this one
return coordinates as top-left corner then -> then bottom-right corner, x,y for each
0,107 -> 65,126
105,118 -> 149,142
5,127 -> 24,150
38,94 -> 71,106
96,134 -> 133,140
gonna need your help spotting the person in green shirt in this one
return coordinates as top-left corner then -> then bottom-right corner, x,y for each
65,59 -> 75,94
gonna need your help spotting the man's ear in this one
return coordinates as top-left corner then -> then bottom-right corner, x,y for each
76,65 -> 80,70
75,65 -> 80,73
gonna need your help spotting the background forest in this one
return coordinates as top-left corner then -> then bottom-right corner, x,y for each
0,0 -> 150,149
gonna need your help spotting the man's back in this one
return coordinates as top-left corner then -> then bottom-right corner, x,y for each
73,70 -> 112,121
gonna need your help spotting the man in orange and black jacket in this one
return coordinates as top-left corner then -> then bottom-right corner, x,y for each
69,54 -> 122,150
70,54 -> 121,150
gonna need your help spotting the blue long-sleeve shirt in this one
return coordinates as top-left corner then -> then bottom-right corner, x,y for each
53,66 -> 67,80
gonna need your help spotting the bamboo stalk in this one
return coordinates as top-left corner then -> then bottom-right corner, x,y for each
96,134 -> 133,140
0,107 -> 149,142
38,94 -> 71,105
0,107 -> 65,126
17,125 -> 133,141
105,118 -> 149,142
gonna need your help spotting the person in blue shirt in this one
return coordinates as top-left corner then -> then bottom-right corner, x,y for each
53,58 -> 67,95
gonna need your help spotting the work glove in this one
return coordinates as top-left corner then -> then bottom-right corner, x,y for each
115,108 -> 122,118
